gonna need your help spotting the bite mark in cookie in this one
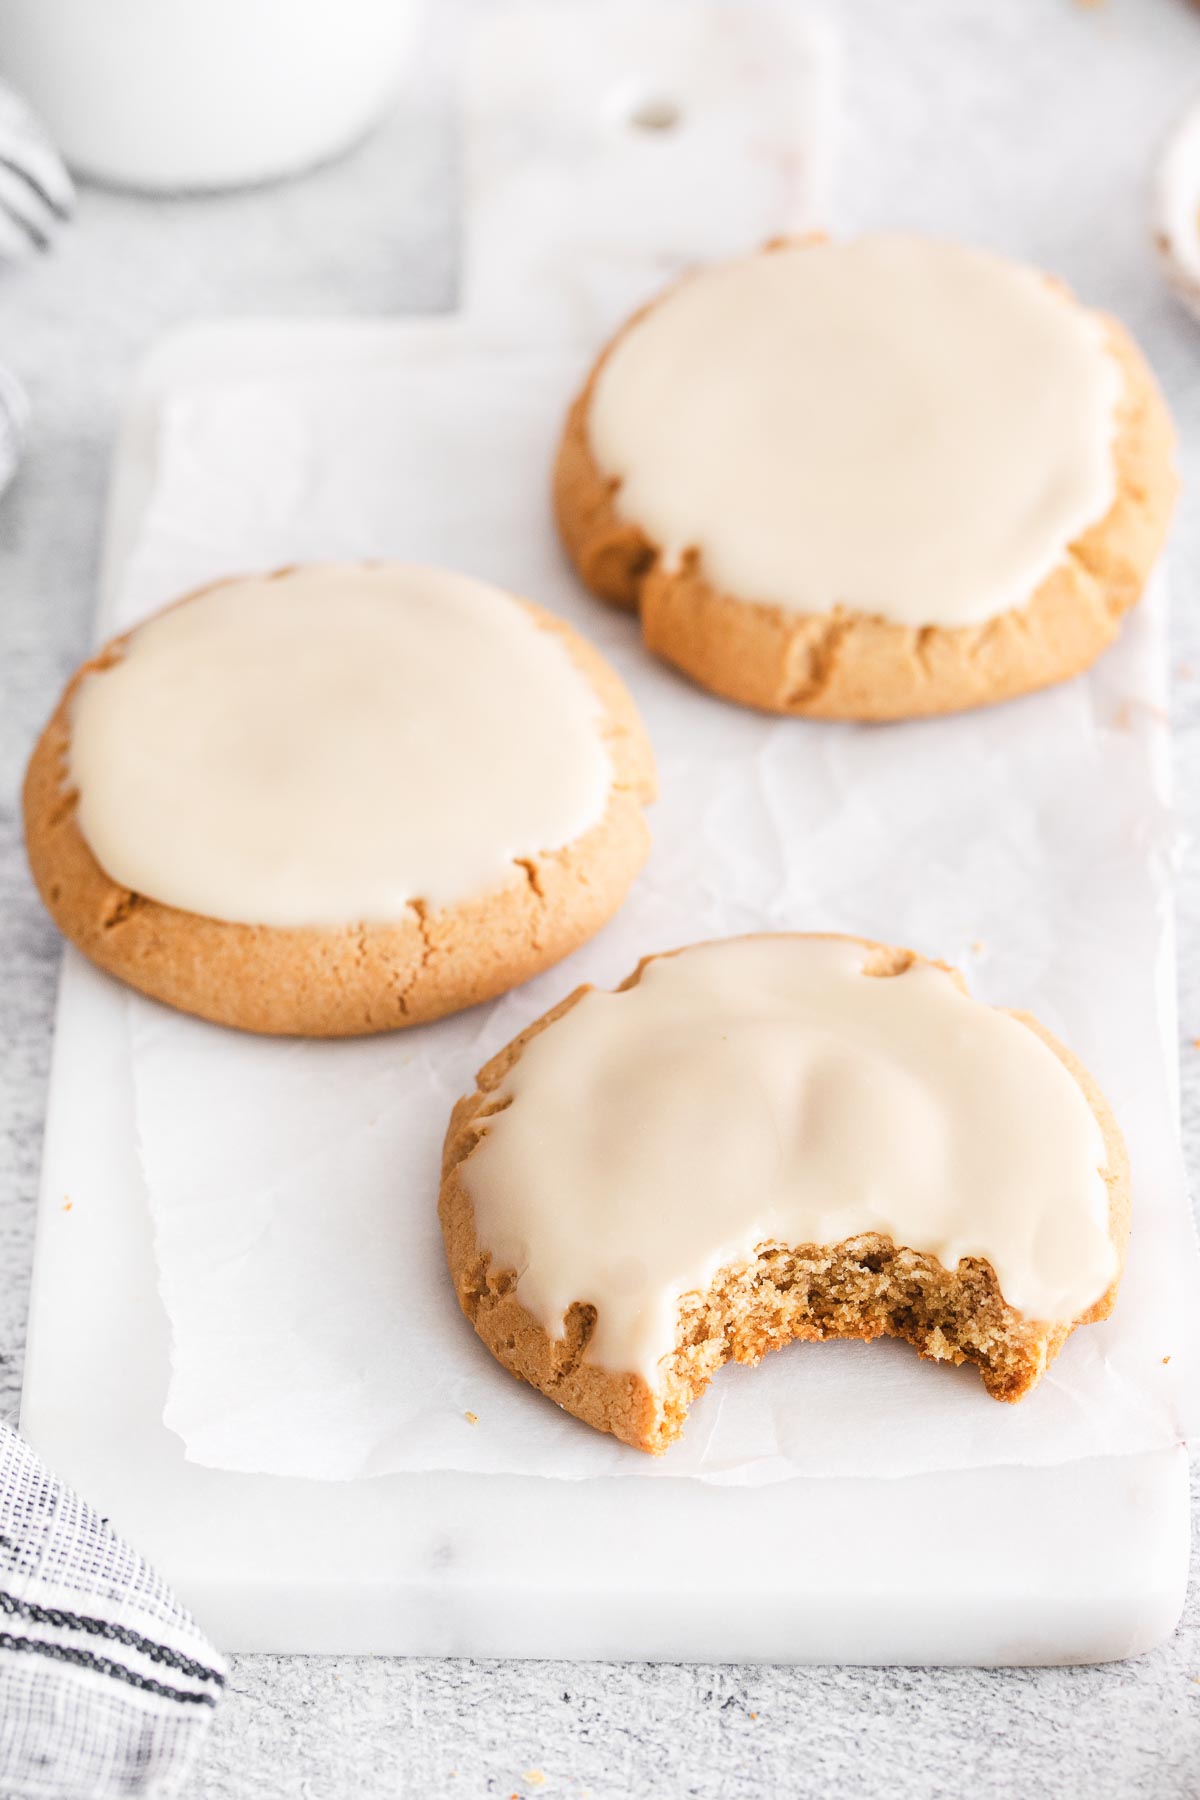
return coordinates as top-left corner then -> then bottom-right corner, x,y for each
440,934 -> 1129,1453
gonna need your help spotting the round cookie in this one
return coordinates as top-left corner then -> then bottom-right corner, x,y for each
555,234 -> 1176,720
25,562 -> 656,1037
440,934 -> 1129,1454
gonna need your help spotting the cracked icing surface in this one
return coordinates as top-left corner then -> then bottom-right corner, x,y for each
461,937 -> 1117,1380
555,239 -> 1176,720
443,937 -> 1127,1449
22,567 -> 656,1036
68,563 -> 613,926
587,236 -> 1121,630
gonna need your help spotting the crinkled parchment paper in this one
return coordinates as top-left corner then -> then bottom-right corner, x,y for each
117,357 -> 1200,1484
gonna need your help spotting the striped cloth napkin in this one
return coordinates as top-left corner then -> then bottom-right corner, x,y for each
0,75 -> 221,1798
0,1422 -> 225,1799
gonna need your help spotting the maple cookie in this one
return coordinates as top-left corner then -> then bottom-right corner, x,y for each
24,563 -> 656,1037
555,234 -> 1176,720
440,934 -> 1129,1454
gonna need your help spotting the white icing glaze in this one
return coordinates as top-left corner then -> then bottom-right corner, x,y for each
69,563 -> 613,927
463,937 -> 1117,1384
587,235 -> 1121,629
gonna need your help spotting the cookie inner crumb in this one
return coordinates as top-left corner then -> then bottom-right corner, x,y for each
650,1233 -> 1050,1450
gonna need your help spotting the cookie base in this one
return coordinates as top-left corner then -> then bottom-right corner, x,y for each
24,584 -> 657,1037
440,937 -> 1129,1454
554,255 -> 1177,720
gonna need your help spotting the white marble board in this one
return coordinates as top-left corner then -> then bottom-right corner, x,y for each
18,4 -> 1193,1662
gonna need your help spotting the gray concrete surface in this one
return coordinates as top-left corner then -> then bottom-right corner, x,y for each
3,2 -> 1200,1794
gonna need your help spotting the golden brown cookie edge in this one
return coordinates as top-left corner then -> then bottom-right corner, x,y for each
553,243 -> 1178,720
438,932 -> 1130,1453
23,570 -> 657,1038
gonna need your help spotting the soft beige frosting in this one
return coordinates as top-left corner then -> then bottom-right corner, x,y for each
69,564 -> 613,927
464,937 -> 1117,1383
587,235 -> 1121,629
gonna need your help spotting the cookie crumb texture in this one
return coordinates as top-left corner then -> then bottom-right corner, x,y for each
439,938 -> 1128,1454
554,239 -> 1176,720
23,579 -> 656,1037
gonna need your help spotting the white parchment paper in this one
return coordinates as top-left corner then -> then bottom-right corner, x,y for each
119,354 -> 1200,1484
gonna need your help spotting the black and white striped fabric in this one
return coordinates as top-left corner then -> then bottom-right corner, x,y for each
0,1421 -> 225,1799
0,80 -> 74,258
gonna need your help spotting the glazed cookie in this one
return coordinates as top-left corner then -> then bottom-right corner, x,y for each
555,234 -> 1176,720
441,935 -> 1129,1454
25,563 -> 656,1036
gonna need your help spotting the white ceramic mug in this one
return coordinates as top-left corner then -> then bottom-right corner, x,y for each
0,0 -> 423,192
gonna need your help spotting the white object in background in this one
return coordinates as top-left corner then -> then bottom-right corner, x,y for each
463,0 -> 836,342
1153,94 -> 1200,320
0,0 -> 422,192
